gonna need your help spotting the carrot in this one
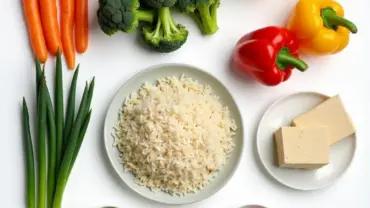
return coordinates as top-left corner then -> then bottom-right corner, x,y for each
22,0 -> 48,63
38,0 -> 63,55
61,0 -> 76,69
75,0 -> 89,53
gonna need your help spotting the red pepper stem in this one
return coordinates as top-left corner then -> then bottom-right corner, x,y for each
277,50 -> 308,72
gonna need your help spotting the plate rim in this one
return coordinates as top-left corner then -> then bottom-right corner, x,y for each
103,62 -> 245,204
256,91 -> 357,191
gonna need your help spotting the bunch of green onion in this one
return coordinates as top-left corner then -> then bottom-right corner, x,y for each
22,51 -> 95,208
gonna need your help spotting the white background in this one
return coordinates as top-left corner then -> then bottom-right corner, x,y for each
1,0 -> 370,207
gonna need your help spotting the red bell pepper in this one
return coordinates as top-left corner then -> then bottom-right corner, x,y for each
231,26 -> 308,86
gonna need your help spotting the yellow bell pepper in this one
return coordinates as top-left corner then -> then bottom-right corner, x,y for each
287,0 -> 357,55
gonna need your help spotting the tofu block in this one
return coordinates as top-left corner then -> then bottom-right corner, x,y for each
274,126 -> 330,169
292,95 -> 355,145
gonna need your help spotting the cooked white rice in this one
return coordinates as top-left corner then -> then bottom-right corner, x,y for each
113,75 -> 237,196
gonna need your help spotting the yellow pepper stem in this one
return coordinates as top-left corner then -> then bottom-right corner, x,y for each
321,8 -> 358,34
276,47 -> 308,72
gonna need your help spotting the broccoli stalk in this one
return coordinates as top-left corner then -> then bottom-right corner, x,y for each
136,10 -> 155,23
195,3 -> 218,34
176,0 -> 220,35
141,7 -> 188,53
160,8 -> 178,37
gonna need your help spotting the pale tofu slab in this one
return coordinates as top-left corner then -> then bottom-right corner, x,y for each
274,126 -> 330,169
292,95 -> 356,145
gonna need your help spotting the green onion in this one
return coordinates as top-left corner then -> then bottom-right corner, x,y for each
45,85 -> 57,208
22,98 -> 36,208
68,78 -> 95,174
69,110 -> 92,175
53,83 -> 89,208
63,65 -> 79,152
35,57 -> 42,97
55,50 -> 64,172
37,76 -> 47,208
84,77 -> 95,115
25,55 -> 94,208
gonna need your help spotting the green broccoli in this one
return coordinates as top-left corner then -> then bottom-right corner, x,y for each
97,0 -> 155,35
142,0 -> 177,9
141,7 -> 188,53
176,0 -> 220,35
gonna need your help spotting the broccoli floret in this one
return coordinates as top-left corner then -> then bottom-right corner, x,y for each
141,7 -> 188,53
142,0 -> 177,9
97,0 -> 155,35
176,0 -> 220,35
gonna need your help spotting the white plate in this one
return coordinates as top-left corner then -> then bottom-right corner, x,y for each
256,92 -> 356,191
104,63 -> 244,204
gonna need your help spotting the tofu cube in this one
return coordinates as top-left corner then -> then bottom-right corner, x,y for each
292,95 -> 356,145
274,126 -> 330,169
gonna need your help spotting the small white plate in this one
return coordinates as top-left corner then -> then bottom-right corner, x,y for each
256,92 -> 356,191
104,63 -> 244,204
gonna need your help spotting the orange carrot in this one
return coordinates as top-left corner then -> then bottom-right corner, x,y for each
22,0 -> 48,63
61,0 -> 75,69
38,0 -> 63,55
75,0 -> 89,53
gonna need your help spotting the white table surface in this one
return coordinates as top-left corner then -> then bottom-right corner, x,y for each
1,0 -> 370,207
